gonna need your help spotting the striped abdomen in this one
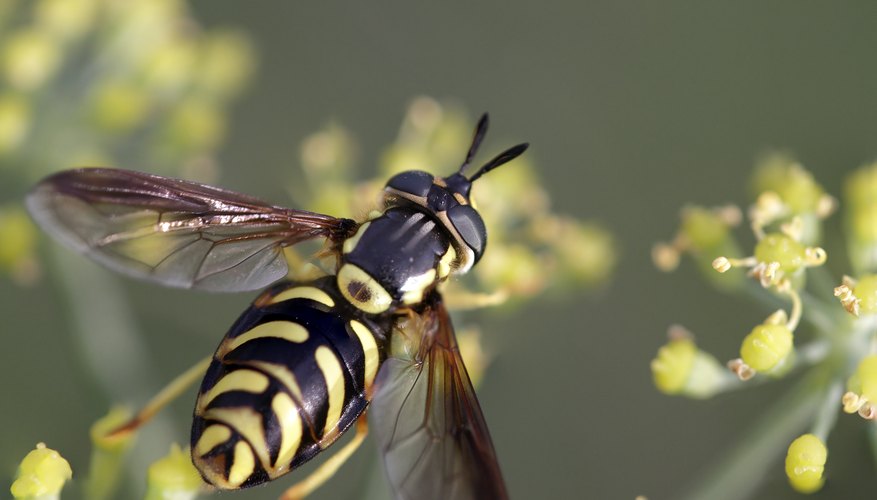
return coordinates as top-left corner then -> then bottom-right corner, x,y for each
191,277 -> 390,489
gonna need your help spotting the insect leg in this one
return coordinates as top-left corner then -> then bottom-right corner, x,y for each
278,415 -> 369,500
105,356 -> 213,437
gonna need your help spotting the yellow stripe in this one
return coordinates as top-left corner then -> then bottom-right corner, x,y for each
337,263 -> 393,314
400,268 -> 436,305
350,320 -> 380,392
271,392 -> 303,472
248,361 -> 303,402
438,244 -> 456,278
267,286 -> 335,307
342,221 -> 370,254
224,321 -> 309,354
314,345 -> 345,440
204,407 -> 270,470
199,369 -> 269,411
228,440 -> 255,487
194,424 -> 232,457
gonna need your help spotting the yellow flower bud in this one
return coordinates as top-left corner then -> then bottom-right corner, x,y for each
2,28 -> 61,91
680,206 -> 732,250
10,443 -> 72,498
752,154 -> 825,214
651,334 -> 727,398
164,97 -> 226,153
785,434 -> 826,493
90,81 -> 151,133
195,30 -> 256,100
847,355 -> 877,404
754,233 -> 806,274
740,323 -> 793,372
652,337 -> 696,394
145,444 -> 203,500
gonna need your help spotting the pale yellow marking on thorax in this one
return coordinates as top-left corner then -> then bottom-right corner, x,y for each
400,268 -> 437,305
342,221 -> 371,254
228,440 -> 256,487
268,286 -> 335,307
194,424 -> 232,457
204,407 -> 270,470
223,321 -> 309,355
337,263 -> 393,314
314,345 -> 345,441
248,361 -> 303,402
437,244 -> 457,279
349,320 -> 380,393
271,392 -> 303,473
198,369 -> 270,411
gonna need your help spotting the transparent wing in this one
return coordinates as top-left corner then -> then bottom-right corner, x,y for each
26,168 -> 356,291
370,298 -> 508,500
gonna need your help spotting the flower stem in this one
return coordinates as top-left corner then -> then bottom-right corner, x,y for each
679,369 -> 828,500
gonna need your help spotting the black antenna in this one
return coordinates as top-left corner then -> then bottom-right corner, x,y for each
459,113 -> 490,175
467,143 -> 529,182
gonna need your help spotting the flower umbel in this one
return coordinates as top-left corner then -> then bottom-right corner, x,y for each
652,156 -> 877,496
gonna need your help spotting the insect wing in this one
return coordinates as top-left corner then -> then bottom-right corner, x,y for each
26,168 -> 355,291
370,299 -> 508,500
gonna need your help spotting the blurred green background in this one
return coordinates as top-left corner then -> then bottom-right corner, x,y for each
3,1 -> 877,499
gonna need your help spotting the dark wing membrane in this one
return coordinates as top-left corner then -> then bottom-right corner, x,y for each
370,299 -> 508,500
26,168 -> 356,291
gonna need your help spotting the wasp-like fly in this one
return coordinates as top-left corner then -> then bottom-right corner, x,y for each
27,114 -> 527,499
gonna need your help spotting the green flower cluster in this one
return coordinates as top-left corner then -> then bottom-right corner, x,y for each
0,0 -> 255,286
652,154 -> 877,496
2,0 -> 254,498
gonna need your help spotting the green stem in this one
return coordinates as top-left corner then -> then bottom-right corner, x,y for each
679,369 -> 828,500
49,247 -> 180,497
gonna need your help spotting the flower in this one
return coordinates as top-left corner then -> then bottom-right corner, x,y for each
785,434 -> 827,494
653,155 -> 877,495
10,443 -> 72,499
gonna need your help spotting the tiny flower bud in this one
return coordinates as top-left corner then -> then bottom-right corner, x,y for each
10,443 -> 72,499
853,275 -> 877,315
739,322 -> 793,373
2,28 -> 61,91
785,434 -> 827,494
145,443 -> 203,500
754,233 -> 806,274
651,330 -> 728,398
845,355 -> 877,420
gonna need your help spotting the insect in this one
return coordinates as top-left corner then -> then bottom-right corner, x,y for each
26,114 -> 527,499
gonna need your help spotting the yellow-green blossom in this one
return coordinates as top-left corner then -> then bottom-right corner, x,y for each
785,434 -> 827,494
834,274 -> 877,316
650,326 -> 731,398
653,156 -> 873,496
10,443 -> 72,499
145,444 -> 203,500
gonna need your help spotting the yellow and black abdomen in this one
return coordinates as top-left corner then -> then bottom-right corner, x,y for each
190,277 -> 390,489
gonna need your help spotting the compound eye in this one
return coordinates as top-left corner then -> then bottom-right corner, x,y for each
447,204 -> 487,261
385,170 -> 433,198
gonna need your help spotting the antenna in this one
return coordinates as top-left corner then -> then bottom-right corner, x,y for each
459,113 -> 490,175
467,143 -> 529,182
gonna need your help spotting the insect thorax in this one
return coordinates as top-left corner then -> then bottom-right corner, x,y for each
191,277 -> 391,489
337,206 -> 457,314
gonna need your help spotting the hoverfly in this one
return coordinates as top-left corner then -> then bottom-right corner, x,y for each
26,114 -> 527,499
